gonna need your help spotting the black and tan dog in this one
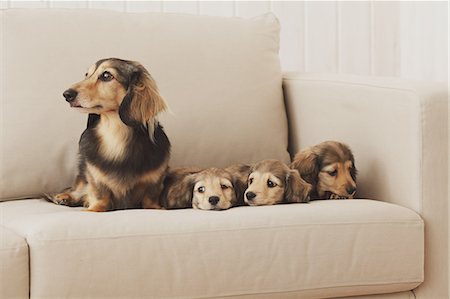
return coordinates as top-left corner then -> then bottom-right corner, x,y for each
291,141 -> 357,200
244,159 -> 311,206
50,58 -> 170,212
160,166 -> 249,211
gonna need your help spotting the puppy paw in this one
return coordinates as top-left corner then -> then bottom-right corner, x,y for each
329,193 -> 349,200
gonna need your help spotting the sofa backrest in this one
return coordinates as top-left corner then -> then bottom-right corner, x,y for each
0,9 -> 289,200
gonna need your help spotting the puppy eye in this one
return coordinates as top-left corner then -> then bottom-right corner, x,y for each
221,184 -> 229,190
197,186 -> 205,193
84,73 -> 88,78
267,180 -> 277,188
99,71 -> 114,82
249,178 -> 254,185
328,170 -> 337,177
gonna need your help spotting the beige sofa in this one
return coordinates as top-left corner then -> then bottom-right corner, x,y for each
0,9 -> 447,299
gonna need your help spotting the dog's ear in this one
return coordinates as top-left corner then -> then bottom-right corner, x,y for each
291,148 -> 320,186
87,113 -> 100,128
119,68 -> 168,129
232,176 -> 247,207
166,173 -> 197,208
284,170 -> 311,203
350,153 -> 358,182
229,165 -> 252,206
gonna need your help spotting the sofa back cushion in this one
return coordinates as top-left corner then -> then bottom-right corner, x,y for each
0,9 -> 289,200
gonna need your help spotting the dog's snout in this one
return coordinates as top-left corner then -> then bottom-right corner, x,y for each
346,186 -> 356,195
63,89 -> 78,102
246,192 -> 256,201
208,196 -> 220,205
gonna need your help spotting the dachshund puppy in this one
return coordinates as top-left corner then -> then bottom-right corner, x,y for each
159,167 -> 203,209
244,160 -> 311,206
291,141 -> 357,200
160,167 -> 247,211
50,58 -> 170,211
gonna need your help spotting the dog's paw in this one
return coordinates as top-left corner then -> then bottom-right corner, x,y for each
51,193 -> 73,205
329,193 -> 349,200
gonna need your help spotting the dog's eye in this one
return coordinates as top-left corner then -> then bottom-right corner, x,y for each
328,170 -> 337,177
99,71 -> 114,82
221,184 -> 230,190
84,73 -> 88,78
249,178 -> 254,185
197,186 -> 205,193
267,180 -> 277,188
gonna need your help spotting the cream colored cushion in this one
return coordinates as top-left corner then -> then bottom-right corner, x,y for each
0,9 -> 288,200
0,225 -> 29,299
283,73 -> 448,299
1,199 -> 423,298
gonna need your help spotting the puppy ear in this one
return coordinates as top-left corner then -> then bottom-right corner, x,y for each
227,165 -> 251,207
232,177 -> 247,207
350,154 -> 358,182
291,148 -> 320,186
119,68 -> 168,128
284,170 -> 312,203
164,172 -> 196,209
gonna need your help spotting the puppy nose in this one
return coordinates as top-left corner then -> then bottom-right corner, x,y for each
246,192 -> 256,201
208,196 -> 220,205
346,186 -> 356,195
63,89 -> 78,102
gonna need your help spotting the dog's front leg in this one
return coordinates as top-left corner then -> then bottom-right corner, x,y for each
51,174 -> 87,207
142,182 -> 164,209
85,183 -> 112,212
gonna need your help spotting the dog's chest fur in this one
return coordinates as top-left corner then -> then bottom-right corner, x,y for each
79,113 -> 170,179
96,114 -> 130,161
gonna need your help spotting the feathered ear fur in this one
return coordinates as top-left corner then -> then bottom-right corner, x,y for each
119,67 -> 168,130
165,173 -> 197,209
350,153 -> 358,182
284,170 -> 311,203
225,164 -> 252,207
290,148 -> 320,186
232,176 -> 247,206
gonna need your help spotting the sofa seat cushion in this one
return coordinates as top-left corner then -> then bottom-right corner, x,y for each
0,225 -> 29,299
1,199 -> 423,298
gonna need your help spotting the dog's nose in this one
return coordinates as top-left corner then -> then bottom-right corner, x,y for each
246,192 -> 256,201
208,196 -> 220,205
63,89 -> 78,102
346,186 -> 356,195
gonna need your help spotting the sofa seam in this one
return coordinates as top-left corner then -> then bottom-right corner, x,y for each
21,220 -> 423,243
282,77 -> 423,95
178,281 -> 423,299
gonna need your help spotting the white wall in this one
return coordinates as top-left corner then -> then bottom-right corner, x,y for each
2,0 -> 448,81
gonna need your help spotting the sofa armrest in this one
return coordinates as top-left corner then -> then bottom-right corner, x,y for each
283,72 -> 448,298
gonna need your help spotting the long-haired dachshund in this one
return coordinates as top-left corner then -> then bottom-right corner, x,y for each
244,159 -> 311,206
50,58 -> 170,212
291,141 -> 357,200
160,166 -> 249,210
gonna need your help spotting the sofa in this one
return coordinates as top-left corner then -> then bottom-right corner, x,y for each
0,8 -> 448,299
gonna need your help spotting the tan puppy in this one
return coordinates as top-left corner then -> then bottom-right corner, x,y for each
160,167 -> 240,210
244,159 -> 311,206
291,141 -> 357,200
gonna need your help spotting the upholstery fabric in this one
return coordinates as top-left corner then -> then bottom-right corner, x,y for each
283,73 -> 448,299
0,225 -> 29,299
1,199 -> 423,298
0,9 -> 289,200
